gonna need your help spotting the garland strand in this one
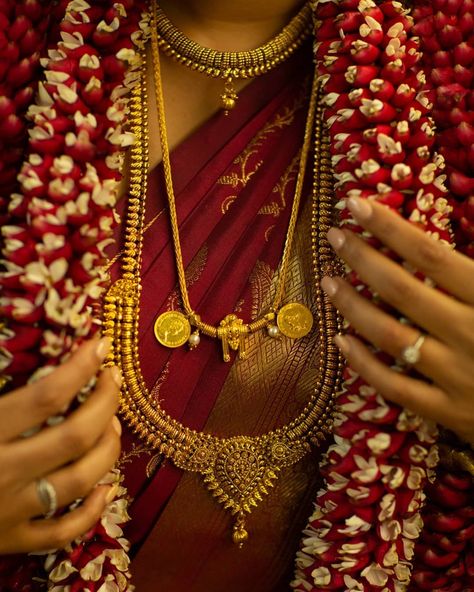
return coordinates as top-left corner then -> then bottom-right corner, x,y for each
293,0 -> 454,590
409,1 -> 474,588
0,0 -> 146,589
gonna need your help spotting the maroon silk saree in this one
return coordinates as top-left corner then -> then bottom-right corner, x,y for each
114,43 -> 330,591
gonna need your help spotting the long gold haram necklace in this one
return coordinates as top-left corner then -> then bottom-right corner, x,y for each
103,48 -> 343,548
153,0 -> 313,112
151,1 -> 315,364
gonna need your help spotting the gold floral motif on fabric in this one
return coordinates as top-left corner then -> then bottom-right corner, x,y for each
218,87 -> 309,215
258,152 -> 300,218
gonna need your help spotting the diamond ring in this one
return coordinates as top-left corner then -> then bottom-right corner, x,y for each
400,334 -> 426,366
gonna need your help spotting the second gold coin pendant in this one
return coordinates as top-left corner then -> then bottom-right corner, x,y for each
277,303 -> 313,339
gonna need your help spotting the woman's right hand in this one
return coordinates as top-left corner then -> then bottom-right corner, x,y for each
0,337 -> 122,554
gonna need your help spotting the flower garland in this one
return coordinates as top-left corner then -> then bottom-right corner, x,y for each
292,0 -> 472,591
0,0 -> 473,590
0,0 -> 50,287
410,1 -> 474,588
413,0 -> 474,260
0,0 -> 146,589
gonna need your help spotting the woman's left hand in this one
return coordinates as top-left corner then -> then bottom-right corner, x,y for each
321,196 -> 474,445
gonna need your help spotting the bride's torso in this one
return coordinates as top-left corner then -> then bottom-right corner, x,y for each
114,4 -> 335,590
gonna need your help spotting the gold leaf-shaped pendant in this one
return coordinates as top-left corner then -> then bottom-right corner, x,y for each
203,438 -> 280,526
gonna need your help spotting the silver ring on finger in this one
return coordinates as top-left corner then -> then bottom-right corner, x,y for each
400,333 -> 426,366
36,478 -> 58,519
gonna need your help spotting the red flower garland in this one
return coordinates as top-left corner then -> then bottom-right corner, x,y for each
0,0 -> 50,245
413,0 -> 474,259
293,0 -> 461,590
409,1 -> 474,589
0,0 -> 146,589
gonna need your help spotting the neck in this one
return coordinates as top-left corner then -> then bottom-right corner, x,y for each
156,0 -> 307,52
138,0 -> 309,180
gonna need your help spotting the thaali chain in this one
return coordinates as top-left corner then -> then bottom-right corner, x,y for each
150,0 -> 317,363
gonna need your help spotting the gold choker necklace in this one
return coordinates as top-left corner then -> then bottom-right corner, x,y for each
104,40 -> 342,546
150,2 -> 315,363
153,0 -> 313,112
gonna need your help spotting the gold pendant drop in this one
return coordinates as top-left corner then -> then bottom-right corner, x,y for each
154,311 -> 191,348
277,302 -> 313,339
217,314 -> 248,362
232,512 -> 249,548
221,77 -> 238,114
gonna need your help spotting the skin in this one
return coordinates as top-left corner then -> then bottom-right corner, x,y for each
146,0 -> 306,171
321,197 -> 474,445
0,338 -> 122,553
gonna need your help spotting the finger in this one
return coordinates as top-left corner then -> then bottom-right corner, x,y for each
326,226 -> 474,352
333,333 -> 448,423
346,196 -> 474,305
5,367 -> 121,484
321,275 -> 469,393
20,420 -> 121,522
0,485 -> 113,555
0,336 -> 112,442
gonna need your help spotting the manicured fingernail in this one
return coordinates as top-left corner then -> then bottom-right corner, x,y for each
105,483 -> 119,504
112,416 -> 122,436
111,366 -> 122,389
321,276 -> 338,297
347,197 -> 372,220
334,334 -> 350,355
96,336 -> 111,361
327,228 -> 346,251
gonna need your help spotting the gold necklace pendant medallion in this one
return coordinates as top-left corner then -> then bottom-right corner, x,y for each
154,311 -> 191,348
277,302 -> 314,339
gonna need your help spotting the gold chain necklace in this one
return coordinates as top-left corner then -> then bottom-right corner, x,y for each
151,1 -> 315,364
103,43 -> 343,545
153,0 -> 313,111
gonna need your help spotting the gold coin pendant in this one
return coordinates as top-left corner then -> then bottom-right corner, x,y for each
154,311 -> 191,348
277,303 -> 313,339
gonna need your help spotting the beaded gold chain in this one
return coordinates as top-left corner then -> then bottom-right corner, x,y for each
151,3 -> 316,364
103,50 -> 343,546
153,0 -> 313,111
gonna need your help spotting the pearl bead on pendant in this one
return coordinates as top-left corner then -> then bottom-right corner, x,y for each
267,325 -> 280,338
188,332 -> 201,348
